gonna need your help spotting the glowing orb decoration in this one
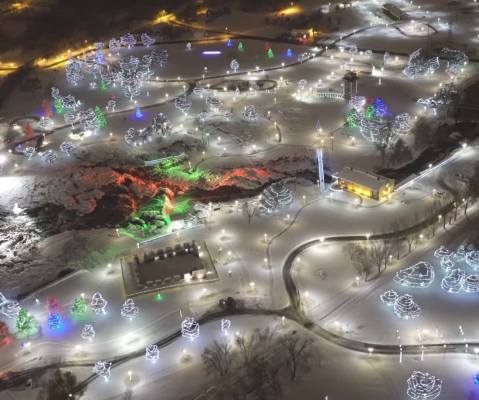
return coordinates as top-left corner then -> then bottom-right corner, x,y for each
120,299 -> 139,320
221,319 -> 231,334
394,294 -> 421,320
48,313 -> 62,330
90,292 -> 108,315
146,344 -> 160,361
80,324 -> 96,341
93,360 -> 112,381
406,371 -> 442,400
441,268 -> 464,293
463,275 -> 479,293
440,257 -> 455,272
380,290 -> 398,306
181,317 -> 200,341
433,246 -> 452,259
466,251 -> 479,270
394,262 -> 435,288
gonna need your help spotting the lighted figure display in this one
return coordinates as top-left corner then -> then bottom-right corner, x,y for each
109,38 -> 121,54
106,99 -> 116,113
380,290 -> 398,306
242,105 -> 258,122
206,96 -> 223,113
121,299 -> 139,320
120,33 -> 136,48
78,108 -> 98,132
394,262 -> 435,288
406,371 -> 442,400
463,275 -> 479,293
141,32 -> 155,47
391,113 -> 411,136
297,79 -> 308,91
394,294 -> 421,319
48,313 -> 62,330
90,292 -> 108,315
146,344 -> 160,361
403,49 -> 440,78
230,59 -> 239,73
186,42 -> 192,51
93,361 -> 112,381
42,150 -> 58,165
152,48 -> 168,67
226,39 -> 233,48
135,105 -> 143,119
81,324 -> 96,341
59,141 -> 75,156
24,146 -> 36,160
452,244 -> 467,262
66,58 -> 83,86
221,319 -> 231,334
181,317 -> 200,341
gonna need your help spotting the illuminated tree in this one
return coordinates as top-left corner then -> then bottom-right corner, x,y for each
71,297 -> 87,317
54,99 -> 64,115
141,32 -> 155,47
95,106 -> 107,128
267,48 -> 274,58
15,308 -> 37,338
237,42 -> 245,52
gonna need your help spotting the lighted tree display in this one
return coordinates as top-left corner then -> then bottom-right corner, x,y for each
267,48 -> 274,58
120,299 -> 139,320
174,95 -> 192,113
230,59 -> 239,73
16,308 -> 38,338
95,106 -> 107,128
66,58 -> 83,86
90,292 -> 108,315
71,297 -> 88,317
80,324 -> 95,341
120,33 -> 136,48
46,297 -> 62,314
141,32 -> 155,47
146,344 -> 160,361
406,371 -> 442,400
59,141 -> 75,156
48,313 -> 62,330
109,38 -> 121,54
237,42 -> 245,52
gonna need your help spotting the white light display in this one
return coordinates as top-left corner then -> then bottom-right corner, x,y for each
90,292 -> 108,315
243,105 -> 258,122
80,324 -> 96,341
463,275 -> 479,293
441,268 -> 464,293
93,360 -> 112,381
42,150 -> 57,165
391,113 -> 412,136
349,96 -> 366,111
152,112 -> 172,137
120,33 -> 136,48
258,182 -> 293,214
78,108 -> 98,132
0,293 -> 20,319
109,38 -> 121,54
193,86 -> 204,97
297,79 -> 308,91
186,42 -> 192,51
181,317 -> 200,341
221,319 -> 231,334
141,32 -> 155,47
434,246 -> 452,259
152,49 -> 168,67
106,100 -> 116,113
365,49 -> 373,58
406,371 -> 442,400
466,251 -> 479,270
24,146 -> 36,160
403,49 -> 440,78
174,95 -> 192,113
394,262 -> 435,288
380,290 -> 398,306
440,257 -> 455,272
120,299 -> 139,320
146,344 -> 160,361
66,58 -> 83,86
38,116 -> 54,131
452,244 -> 467,262
206,96 -> 223,113
394,294 -> 421,320
230,59 -> 239,73
59,141 -> 75,155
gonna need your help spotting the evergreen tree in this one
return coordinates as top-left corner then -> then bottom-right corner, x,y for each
16,308 -> 37,338
267,48 -> 274,58
100,81 -> 109,92
237,42 -> 245,52
54,99 -> 64,115
71,297 -> 87,317
95,106 -> 107,128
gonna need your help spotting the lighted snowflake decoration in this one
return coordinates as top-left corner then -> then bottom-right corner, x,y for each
394,262 -> 435,288
181,317 -> 200,341
406,371 -> 442,400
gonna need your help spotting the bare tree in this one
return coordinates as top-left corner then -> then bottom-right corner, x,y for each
345,243 -> 372,280
201,340 -> 235,377
405,231 -> 418,253
367,239 -> 391,274
279,330 -> 314,381
37,369 -> 84,400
